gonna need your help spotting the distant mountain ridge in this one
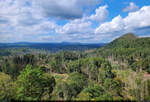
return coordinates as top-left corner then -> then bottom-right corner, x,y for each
0,42 -> 106,52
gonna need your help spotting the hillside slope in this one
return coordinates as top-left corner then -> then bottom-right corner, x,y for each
91,33 -> 150,72
102,33 -> 150,49
97,33 -> 150,55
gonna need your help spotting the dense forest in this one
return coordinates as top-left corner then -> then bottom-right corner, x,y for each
1,33 -> 150,101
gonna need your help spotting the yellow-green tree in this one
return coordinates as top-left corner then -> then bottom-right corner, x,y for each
0,72 -> 16,101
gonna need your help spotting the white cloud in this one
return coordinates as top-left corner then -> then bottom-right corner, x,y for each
0,0 -> 149,43
95,5 -> 150,36
0,0 -> 102,42
95,15 -> 124,34
124,6 -> 150,30
56,5 -> 108,35
0,0 -> 59,42
56,19 -> 93,35
14,21 -> 57,35
89,5 -> 108,22
123,2 -> 139,12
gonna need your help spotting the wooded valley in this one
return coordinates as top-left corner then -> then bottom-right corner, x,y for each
0,33 -> 150,101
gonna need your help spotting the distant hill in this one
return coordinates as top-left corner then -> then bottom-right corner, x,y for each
101,33 -> 150,49
0,42 -> 106,52
87,33 -> 150,59
119,33 -> 138,40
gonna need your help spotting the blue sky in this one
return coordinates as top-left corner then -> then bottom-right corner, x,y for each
0,0 -> 150,43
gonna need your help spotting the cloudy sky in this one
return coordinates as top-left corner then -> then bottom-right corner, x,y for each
0,0 -> 150,43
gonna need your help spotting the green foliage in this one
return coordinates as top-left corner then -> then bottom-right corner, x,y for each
66,72 -> 88,99
62,51 -> 80,61
53,72 -> 87,100
95,93 -> 113,101
53,81 -> 70,100
0,33 -> 150,101
77,84 -> 113,101
16,65 -> 56,101
91,33 -> 150,73
0,72 -> 16,101
103,78 -> 122,96
67,57 -> 114,82
67,60 -> 81,73
1,60 -> 10,74
80,84 -> 104,98
50,54 -> 66,73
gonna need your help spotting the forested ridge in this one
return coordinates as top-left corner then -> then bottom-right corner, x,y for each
0,42 -> 104,53
0,33 -> 150,101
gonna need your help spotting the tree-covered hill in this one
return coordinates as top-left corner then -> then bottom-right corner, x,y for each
92,33 -> 150,72
99,33 -> 150,49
